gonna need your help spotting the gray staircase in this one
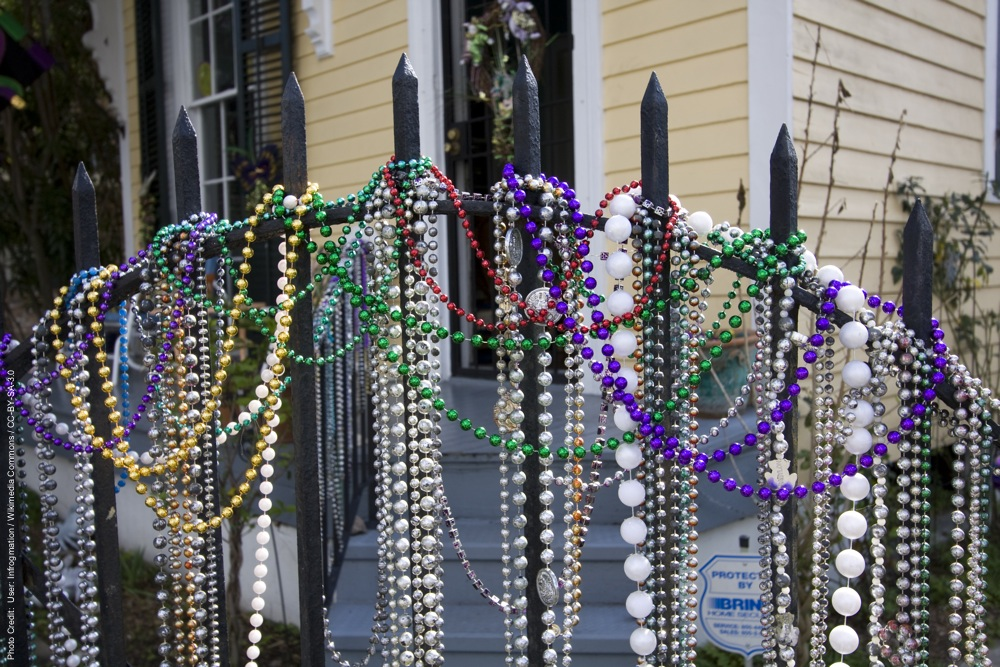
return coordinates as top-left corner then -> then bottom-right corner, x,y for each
326,377 -> 758,666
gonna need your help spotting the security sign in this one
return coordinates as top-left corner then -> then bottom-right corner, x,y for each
698,554 -> 763,657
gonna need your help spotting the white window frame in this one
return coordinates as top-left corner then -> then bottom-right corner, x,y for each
167,0 -> 240,221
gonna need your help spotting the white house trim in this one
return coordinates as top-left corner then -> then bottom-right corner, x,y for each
301,0 -> 333,59
747,0 -> 794,229
571,1 -> 604,215
984,0 -> 997,190
406,0 -> 451,380
84,0 -> 135,256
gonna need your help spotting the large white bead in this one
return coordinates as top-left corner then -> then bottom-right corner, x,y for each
607,290 -> 634,316
615,442 -> 643,470
844,428 -> 872,455
842,360 -> 872,389
608,193 -> 637,218
835,548 -> 865,578
828,624 -> 860,654
624,553 -> 652,582
850,400 -> 875,428
831,586 -> 862,616
604,215 -> 633,243
840,474 -> 870,502
629,627 -> 657,656
837,510 -> 868,540
816,264 -> 845,286
617,366 -> 639,392
282,194 -> 298,209
611,329 -> 638,357
835,284 -> 866,314
687,211 -> 713,237
620,517 -> 648,545
802,249 -> 818,274
605,250 -> 632,280
626,590 -> 654,618
838,321 -> 869,349
618,479 -> 645,507
614,406 -> 635,433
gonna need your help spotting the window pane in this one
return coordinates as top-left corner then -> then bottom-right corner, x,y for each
204,182 -> 224,219
201,107 -> 222,179
191,18 -> 212,98
213,9 -> 234,92
189,0 -> 209,18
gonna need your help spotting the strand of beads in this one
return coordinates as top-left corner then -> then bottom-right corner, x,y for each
399,168 -> 446,666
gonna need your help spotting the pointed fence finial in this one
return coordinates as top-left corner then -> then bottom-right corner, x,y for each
640,72 -> 668,209
393,54 -> 420,161
902,199 -> 934,340
769,124 -> 798,243
173,107 -> 201,218
73,162 -> 100,267
513,54 -> 540,176
282,72 -> 307,193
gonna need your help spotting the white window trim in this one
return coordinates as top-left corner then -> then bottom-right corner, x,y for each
167,1 -> 240,220
571,0 -> 603,216
406,0 -> 450,379
747,0 -> 794,230
984,0 -> 997,197
84,0 -> 135,257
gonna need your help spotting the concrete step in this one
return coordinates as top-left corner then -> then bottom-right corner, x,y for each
326,599 -> 633,667
334,518 -> 638,608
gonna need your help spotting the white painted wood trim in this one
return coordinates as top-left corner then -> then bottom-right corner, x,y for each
984,0 -> 997,194
747,0 -> 793,229
572,0 -> 603,214
85,0 -> 135,256
301,0 -> 334,59
406,0 -> 451,380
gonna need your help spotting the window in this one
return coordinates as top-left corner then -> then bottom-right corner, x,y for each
137,0 -> 291,298
187,0 -> 240,219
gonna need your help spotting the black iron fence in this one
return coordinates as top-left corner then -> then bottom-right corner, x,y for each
0,53 -> 997,667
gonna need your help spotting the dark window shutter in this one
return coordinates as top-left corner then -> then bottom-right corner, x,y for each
135,0 -> 170,239
234,0 -> 292,304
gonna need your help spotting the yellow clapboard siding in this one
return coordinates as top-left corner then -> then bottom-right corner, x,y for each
293,15 -> 407,76
792,104 -> 984,172
604,83 -> 747,140
289,0 -> 406,202
796,182 -> 910,223
603,10 -> 746,78
604,119 -> 746,179
603,0 -> 745,45
796,1 -> 983,71
792,20 -> 983,108
793,63 -> 983,136
798,149 -> 990,200
604,47 -> 748,103
300,74 -> 395,125
941,0 -> 986,18
858,0 -> 984,39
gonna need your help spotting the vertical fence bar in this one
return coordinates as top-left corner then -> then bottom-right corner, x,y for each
511,54 -> 546,666
768,124 -> 799,666
900,199 -> 933,659
173,108 -> 231,665
0,248 -> 28,664
72,163 -> 128,667
639,72 -> 672,658
282,73 -> 326,667
901,201 -> 933,341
